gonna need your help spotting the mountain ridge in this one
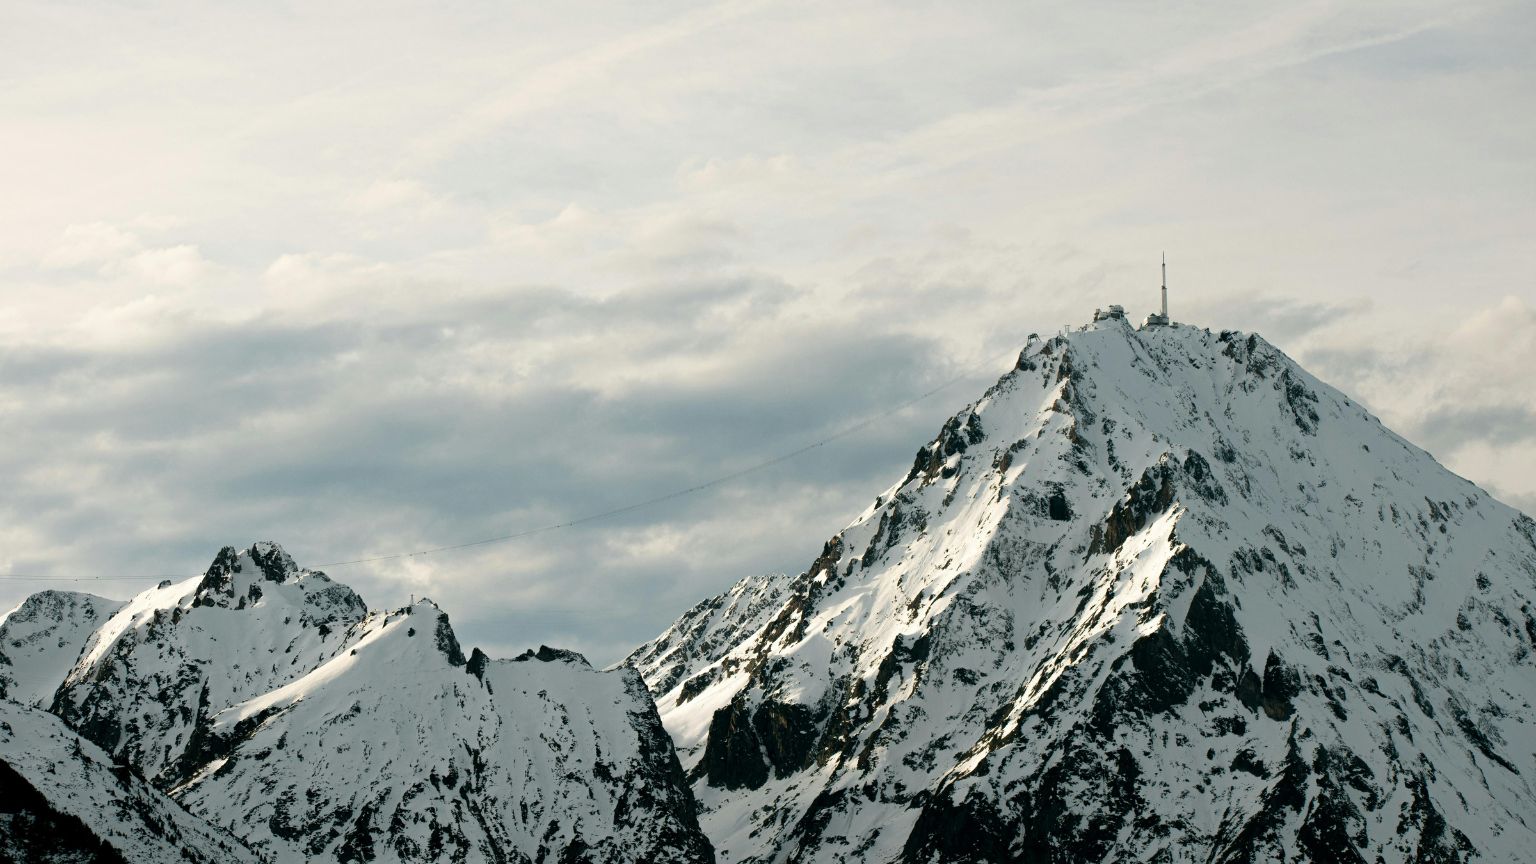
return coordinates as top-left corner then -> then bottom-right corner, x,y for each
1,542 -> 715,864
5,309 -> 1535,862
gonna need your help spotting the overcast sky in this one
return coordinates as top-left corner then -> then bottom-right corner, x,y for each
2,0 -> 1533,665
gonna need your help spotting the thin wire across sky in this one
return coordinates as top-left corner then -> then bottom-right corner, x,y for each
1,349 -> 1020,584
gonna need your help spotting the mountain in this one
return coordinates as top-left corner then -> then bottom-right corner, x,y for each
1,591 -> 124,706
628,309 -> 1536,863
50,542 -> 367,787
0,699 -> 260,864
17,542 -> 714,864
632,571 -> 798,701
173,601 -> 713,863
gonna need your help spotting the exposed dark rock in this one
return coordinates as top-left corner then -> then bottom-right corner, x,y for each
249,542 -> 296,583
335,800 -> 379,864
197,546 -> 242,594
1210,734 -> 1310,863
1011,743 -> 1146,863
615,669 -> 717,864
1090,461 -> 1176,556
902,788 -> 1012,864
873,632 -> 933,705
752,700 -> 819,778
816,675 -> 868,765
677,668 -> 720,704
905,411 -> 985,485
1297,747 -> 1374,864
1237,653 -> 1301,721
432,611 -> 467,667
1231,748 -> 1265,777
1180,450 -> 1228,505
1448,698 -> 1518,774
702,697 -> 769,790
1046,487 -> 1073,521
1122,556 -> 1250,718
1126,627 -> 1197,716
510,645 -> 589,666
781,788 -> 856,864
1402,773 -> 1477,863
0,759 -> 130,864
465,648 -> 490,680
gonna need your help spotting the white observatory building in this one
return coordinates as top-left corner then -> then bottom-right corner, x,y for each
1090,255 -> 1173,328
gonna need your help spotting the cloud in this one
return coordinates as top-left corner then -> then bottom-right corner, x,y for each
676,154 -> 800,191
109,244 -> 214,286
350,179 -> 447,216
1268,296 -> 1536,508
42,222 -> 141,269
39,223 -> 214,289
0,273 -> 1004,662
2,0 -> 1534,664
1502,491 -> 1536,518
1191,295 -> 1375,351
1414,404 -> 1536,450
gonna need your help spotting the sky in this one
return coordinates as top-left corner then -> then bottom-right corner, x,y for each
1,0 -> 1533,665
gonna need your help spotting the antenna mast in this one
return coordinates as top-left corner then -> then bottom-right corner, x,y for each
1161,252 -> 1168,318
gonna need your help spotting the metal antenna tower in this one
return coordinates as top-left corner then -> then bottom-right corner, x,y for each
1161,252 -> 1168,319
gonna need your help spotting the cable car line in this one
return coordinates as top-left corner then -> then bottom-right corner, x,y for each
0,350 -> 1014,584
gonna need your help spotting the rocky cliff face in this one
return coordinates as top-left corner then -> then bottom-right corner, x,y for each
629,313 -> 1536,863
11,542 -> 714,864
0,699 -> 260,864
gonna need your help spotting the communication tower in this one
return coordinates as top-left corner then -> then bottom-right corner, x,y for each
1146,254 -> 1170,326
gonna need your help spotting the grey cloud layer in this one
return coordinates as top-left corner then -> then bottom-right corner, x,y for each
0,279 -> 1002,661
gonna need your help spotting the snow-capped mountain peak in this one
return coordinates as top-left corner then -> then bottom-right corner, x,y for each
50,542 -> 367,786
630,314 -> 1536,863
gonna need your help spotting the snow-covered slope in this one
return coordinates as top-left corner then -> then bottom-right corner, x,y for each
0,591 -> 123,706
174,601 -> 713,863
16,542 -> 714,863
629,311 -> 1536,863
0,699 -> 260,864
50,542 -> 367,786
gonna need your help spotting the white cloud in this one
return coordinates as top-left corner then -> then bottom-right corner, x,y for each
676,154 -> 800,191
109,244 -> 214,287
350,178 -> 445,215
41,222 -> 141,269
